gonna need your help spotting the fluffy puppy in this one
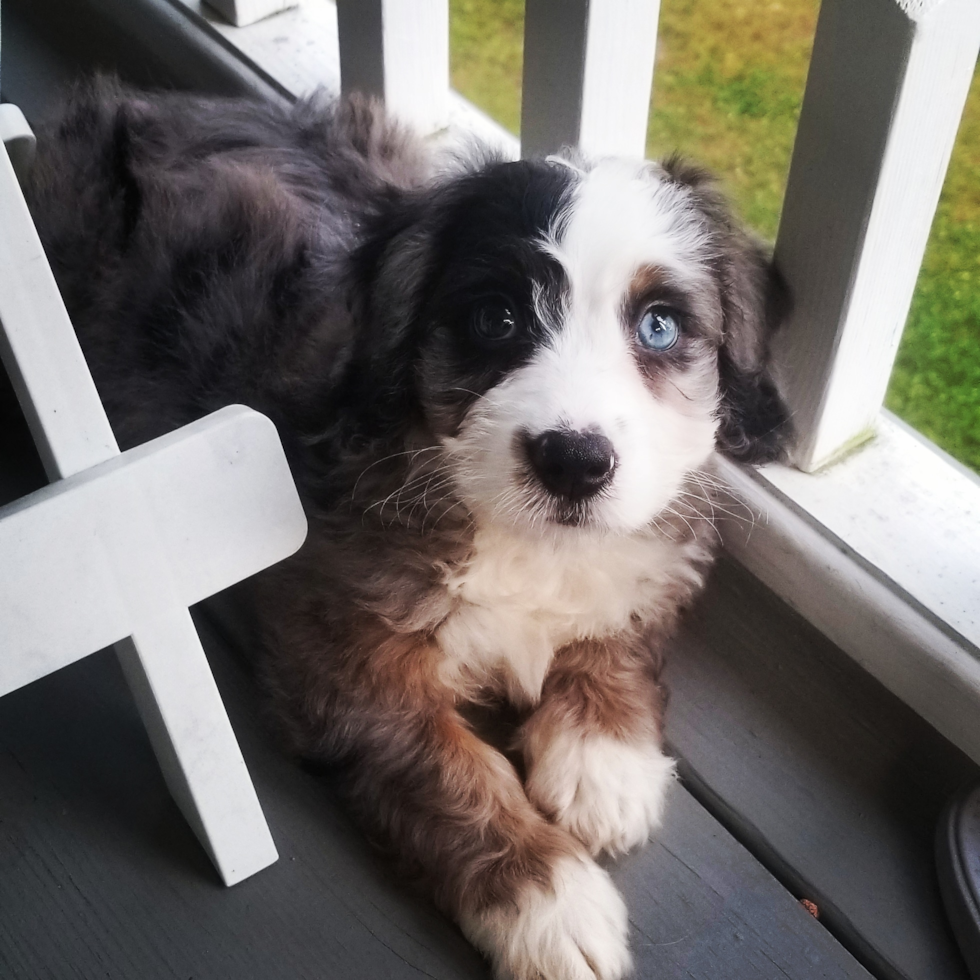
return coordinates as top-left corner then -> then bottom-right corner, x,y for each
25,79 -> 789,980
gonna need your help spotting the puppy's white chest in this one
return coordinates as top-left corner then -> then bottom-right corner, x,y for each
435,525 -> 703,704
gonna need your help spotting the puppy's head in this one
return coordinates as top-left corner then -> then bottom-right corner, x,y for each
350,153 -> 789,534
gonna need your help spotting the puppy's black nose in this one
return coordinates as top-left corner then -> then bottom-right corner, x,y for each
525,429 -> 617,501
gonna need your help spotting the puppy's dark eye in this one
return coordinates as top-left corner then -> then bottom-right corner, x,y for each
636,306 -> 681,352
472,307 -> 518,344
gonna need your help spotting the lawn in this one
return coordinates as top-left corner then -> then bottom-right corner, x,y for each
449,0 -> 980,473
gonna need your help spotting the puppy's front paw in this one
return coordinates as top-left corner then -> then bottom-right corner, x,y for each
526,732 -> 676,856
460,854 -> 631,980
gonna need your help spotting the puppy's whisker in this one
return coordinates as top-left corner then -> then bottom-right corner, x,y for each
422,491 -> 463,532
364,479 -> 419,521
351,446 -> 445,502
688,472 -> 756,526
673,490 -> 716,526
448,386 -> 490,403
409,475 -> 457,524
366,462 -> 460,528
662,504 -> 699,541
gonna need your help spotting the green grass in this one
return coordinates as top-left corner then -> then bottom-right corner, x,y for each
449,0 -> 525,134
449,0 -> 980,473
886,71 -> 980,473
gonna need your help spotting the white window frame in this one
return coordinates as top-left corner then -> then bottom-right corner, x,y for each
166,0 -> 980,763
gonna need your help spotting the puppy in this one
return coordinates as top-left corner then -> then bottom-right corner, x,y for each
25,78 -> 789,980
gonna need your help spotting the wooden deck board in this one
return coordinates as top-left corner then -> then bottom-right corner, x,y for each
666,557 -> 977,980
620,788 -> 871,979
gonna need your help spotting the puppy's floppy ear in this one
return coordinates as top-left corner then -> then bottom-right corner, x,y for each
343,191 -> 437,439
662,157 -> 792,464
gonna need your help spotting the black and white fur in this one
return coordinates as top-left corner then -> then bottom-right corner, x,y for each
24,78 -> 789,980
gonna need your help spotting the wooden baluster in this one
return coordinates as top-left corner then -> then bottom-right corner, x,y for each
521,0 -> 661,159
773,0 -> 980,472
336,0 -> 449,134
0,116 -> 118,483
204,0 -> 298,29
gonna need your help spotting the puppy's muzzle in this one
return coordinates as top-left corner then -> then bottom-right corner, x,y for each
525,429 -> 617,501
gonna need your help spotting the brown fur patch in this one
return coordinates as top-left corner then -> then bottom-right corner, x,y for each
520,629 -> 669,761
255,567 -> 582,917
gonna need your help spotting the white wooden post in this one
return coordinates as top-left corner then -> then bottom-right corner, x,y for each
335,0 -> 449,135
0,105 -> 35,185
772,0 -> 980,472
0,125 -> 308,885
203,0 -> 297,28
520,0 -> 660,159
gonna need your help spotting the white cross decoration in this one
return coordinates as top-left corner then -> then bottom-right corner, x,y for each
0,105 -> 308,886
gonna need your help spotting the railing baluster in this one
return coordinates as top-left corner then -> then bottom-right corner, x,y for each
773,0 -> 980,473
336,0 -> 449,135
521,0 -> 661,159
0,125 -> 118,481
204,0 -> 298,29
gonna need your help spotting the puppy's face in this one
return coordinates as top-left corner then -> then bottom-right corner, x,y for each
357,156 -> 788,534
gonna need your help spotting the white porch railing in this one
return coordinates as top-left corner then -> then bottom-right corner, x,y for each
336,0 -> 449,134
192,0 -> 980,470
773,0 -> 980,472
520,0 -> 660,159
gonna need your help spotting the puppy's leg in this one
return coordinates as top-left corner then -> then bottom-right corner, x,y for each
522,635 -> 676,857
268,627 -> 631,980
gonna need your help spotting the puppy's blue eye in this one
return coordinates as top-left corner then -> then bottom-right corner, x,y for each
473,307 -> 518,343
636,307 -> 680,351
